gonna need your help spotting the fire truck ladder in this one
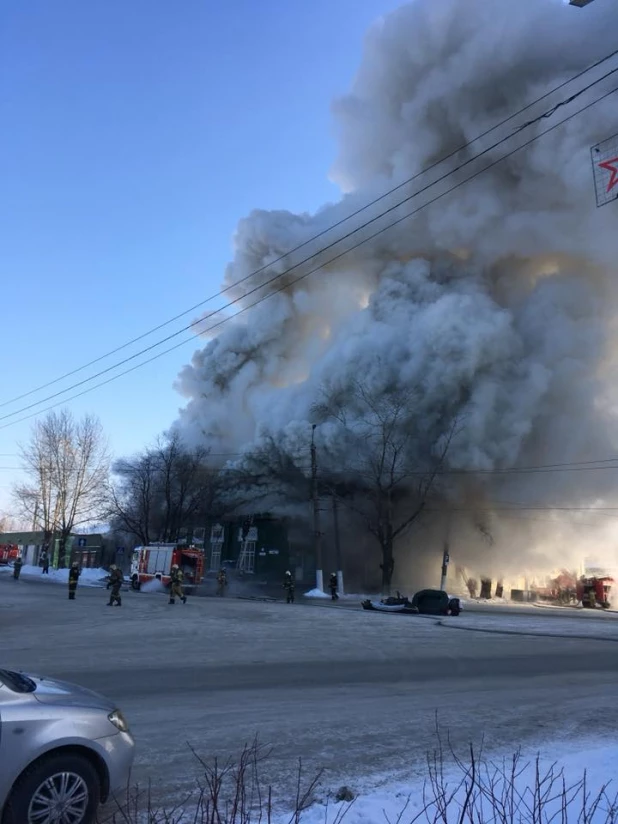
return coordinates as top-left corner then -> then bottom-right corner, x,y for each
236,516 -> 254,574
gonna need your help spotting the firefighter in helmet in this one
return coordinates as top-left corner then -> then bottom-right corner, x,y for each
13,555 -> 23,580
283,570 -> 295,604
68,562 -> 80,600
329,572 -> 339,601
169,564 -> 187,604
217,567 -> 228,596
107,564 -> 123,607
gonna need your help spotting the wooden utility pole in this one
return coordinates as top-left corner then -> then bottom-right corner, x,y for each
310,425 -> 323,592
332,496 -> 344,596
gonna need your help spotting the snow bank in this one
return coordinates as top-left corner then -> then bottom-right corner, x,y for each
304,588 -> 330,599
285,741 -> 617,824
160,740 -> 618,824
2,564 -> 109,587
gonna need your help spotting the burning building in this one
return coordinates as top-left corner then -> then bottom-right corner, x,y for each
171,0 -> 618,592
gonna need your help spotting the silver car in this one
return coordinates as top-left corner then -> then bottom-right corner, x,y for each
0,668 -> 134,824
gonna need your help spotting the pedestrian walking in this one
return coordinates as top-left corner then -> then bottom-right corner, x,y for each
216,567 -> 228,597
107,564 -> 123,607
13,556 -> 23,580
68,562 -> 80,600
283,570 -> 295,604
169,564 -> 187,604
40,549 -> 50,574
329,572 -> 339,601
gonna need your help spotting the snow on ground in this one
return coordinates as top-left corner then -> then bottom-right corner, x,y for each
154,740 -> 618,823
276,740 -> 618,824
0,564 -> 108,586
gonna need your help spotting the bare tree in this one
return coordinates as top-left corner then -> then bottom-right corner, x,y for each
109,433 -> 224,545
0,511 -> 20,533
108,451 -> 157,545
220,434 -> 311,513
14,410 -> 110,564
313,380 -> 458,593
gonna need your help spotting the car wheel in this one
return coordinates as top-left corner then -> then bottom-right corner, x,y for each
131,577 -> 141,591
4,752 -> 100,824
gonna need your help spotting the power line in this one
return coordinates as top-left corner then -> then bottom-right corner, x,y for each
2,47 -> 618,414
1,83 -> 616,431
1,454 -> 616,476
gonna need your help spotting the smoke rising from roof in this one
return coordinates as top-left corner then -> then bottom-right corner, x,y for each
173,0 -> 618,586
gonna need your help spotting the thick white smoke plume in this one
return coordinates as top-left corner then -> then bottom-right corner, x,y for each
174,0 -> 618,588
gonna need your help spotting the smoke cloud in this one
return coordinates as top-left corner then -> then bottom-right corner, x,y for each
173,0 -> 618,588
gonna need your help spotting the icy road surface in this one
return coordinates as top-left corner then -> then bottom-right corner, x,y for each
2,577 -> 617,804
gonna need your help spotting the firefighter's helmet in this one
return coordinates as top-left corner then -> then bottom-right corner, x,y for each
171,564 -> 179,570
110,564 -> 117,570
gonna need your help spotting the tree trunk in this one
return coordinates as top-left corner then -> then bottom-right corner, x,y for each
58,534 -> 67,569
380,536 -> 395,594
59,531 -> 72,569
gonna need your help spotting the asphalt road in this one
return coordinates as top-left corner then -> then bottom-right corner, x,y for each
2,575 -> 618,807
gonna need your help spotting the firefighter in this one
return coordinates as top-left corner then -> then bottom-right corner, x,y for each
13,556 -> 23,580
68,562 -> 80,600
107,564 -> 123,607
40,549 -> 50,574
217,567 -> 228,596
283,570 -> 295,604
169,564 -> 187,605
329,572 -> 339,601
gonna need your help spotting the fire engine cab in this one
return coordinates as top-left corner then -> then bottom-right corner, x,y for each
130,543 -> 205,592
576,576 -> 613,609
0,544 -> 19,566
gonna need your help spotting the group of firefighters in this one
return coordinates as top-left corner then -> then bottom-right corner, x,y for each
10,554 -> 341,604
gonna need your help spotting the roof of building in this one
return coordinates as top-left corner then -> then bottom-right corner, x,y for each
0,531 -> 106,546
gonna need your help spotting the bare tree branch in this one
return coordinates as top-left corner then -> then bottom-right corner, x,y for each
13,410 -> 110,563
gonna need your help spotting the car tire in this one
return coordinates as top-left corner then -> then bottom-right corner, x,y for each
131,577 -> 141,591
3,752 -> 101,824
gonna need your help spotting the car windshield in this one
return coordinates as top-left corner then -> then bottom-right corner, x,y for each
0,669 -> 36,693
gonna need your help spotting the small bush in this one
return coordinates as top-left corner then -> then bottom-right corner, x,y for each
98,733 -> 618,824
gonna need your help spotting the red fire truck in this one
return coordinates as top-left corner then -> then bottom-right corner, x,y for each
0,544 -> 19,566
130,543 -> 205,592
576,576 -> 613,609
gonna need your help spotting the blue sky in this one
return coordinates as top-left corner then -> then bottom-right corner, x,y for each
0,0 -> 403,510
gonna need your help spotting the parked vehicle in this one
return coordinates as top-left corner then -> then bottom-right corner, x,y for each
130,543 -> 205,591
576,576 -> 613,609
0,668 -> 134,824
361,589 -> 461,616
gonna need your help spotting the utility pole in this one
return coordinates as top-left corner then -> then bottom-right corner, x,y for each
332,496 -> 344,597
310,424 -> 324,592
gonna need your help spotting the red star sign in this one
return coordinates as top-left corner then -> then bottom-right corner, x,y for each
598,156 -> 618,193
